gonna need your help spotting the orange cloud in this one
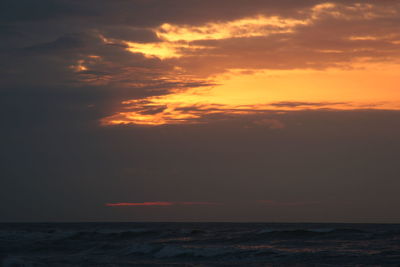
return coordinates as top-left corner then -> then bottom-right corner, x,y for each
123,15 -> 309,59
97,2 -> 400,127
101,65 -> 400,126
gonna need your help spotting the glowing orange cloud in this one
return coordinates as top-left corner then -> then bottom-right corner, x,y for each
121,2 -> 389,60
98,2 -> 400,126
101,64 -> 400,126
106,202 -> 221,207
124,15 -> 309,59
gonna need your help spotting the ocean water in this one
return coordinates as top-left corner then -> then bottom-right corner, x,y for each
1,222 -> 400,266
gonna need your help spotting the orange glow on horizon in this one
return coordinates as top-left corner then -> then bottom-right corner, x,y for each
102,64 -> 400,126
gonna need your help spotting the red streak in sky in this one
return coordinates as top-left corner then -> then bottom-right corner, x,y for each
106,202 -> 174,207
106,201 -> 221,207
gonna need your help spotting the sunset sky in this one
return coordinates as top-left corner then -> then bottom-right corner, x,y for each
1,0 -> 400,222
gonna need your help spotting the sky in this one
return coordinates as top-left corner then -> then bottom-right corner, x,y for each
1,0 -> 400,223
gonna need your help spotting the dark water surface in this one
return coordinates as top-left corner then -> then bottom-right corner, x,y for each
1,222 -> 400,266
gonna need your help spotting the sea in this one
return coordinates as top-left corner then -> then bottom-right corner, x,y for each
1,222 -> 400,266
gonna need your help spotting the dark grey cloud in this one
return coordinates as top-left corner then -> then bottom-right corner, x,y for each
101,26 -> 161,43
3,0 -> 396,26
0,0 -> 318,25
22,34 -> 85,53
2,0 -> 399,92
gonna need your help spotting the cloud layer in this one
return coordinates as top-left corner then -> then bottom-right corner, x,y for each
2,0 -> 400,222
2,1 -> 400,126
